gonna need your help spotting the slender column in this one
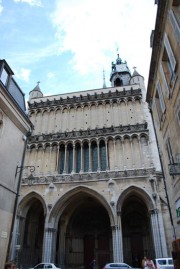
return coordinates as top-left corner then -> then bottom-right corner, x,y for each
89,141 -> 92,172
112,226 -> 117,262
138,137 -> 144,168
55,145 -> 60,173
102,101 -> 106,126
150,209 -> 168,258
110,100 -> 113,125
95,102 -> 98,127
105,139 -> 109,170
121,139 -> 126,170
63,144 -> 67,174
97,141 -> 100,171
72,142 -> 75,173
117,212 -> 123,262
59,108 -> 63,131
67,106 -> 70,130
42,227 -> 57,263
33,146 -> 38,175
24,146 -> 30,176
130,137 -> 134,169
47,145 -> 52,174
132,99 -> 137,124
80,142 -> 83,172
117,99 -> 121,124
81,105 -> 84,129
40,145 -> 45,175
113,139 -> 118,170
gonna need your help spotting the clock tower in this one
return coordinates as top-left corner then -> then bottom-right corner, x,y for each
110,54 -> 131,87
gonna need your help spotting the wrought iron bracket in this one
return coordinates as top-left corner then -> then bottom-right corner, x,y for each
15,165 -> 35,178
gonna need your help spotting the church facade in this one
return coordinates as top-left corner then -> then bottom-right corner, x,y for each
13,56 -> 172,269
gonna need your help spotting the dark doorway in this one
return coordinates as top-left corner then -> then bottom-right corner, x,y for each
121,195 -> 154,267
57,196 -> 112,269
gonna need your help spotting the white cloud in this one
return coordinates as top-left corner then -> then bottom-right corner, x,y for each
47,72 -> 55,79
15,68 -> 31,82
13,0 -> 42,7
51,0 -> 157,84
0,0 -> 3,14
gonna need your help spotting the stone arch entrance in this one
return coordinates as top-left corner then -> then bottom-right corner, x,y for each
53,188 -> 113,269
17,194 -> 46,268
117,186 -> 155,267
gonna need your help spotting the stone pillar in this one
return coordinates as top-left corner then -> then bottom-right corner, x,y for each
121,139 -> 126,170
42,227 -> 57,263
111,223 -> 123,262
117,213 -> 123,262
40,145 -> 45,175
47,145 -> 52,174
130,138 -> 134,169
113,139 -> 118,170
138,137 -> 144,168
150,209 -> 168,258
63,144 -> 67,174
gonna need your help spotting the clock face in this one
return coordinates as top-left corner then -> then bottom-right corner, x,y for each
116,64 -> 127,72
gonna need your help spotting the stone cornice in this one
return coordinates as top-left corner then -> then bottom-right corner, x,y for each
28,88 -> 142,110
22,167 -> 156,185
28,122 -> 148,144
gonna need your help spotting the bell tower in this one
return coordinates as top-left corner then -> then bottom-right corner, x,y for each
110,54 -> 131,87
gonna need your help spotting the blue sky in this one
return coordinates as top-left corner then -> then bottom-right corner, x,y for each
0,0 -> 157,100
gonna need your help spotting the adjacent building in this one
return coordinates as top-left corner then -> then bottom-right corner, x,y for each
146,0 -> 180,253
11,54 -> 174,269
0,60 -> 32,269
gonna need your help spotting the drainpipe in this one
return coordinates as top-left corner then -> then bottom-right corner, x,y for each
6,128 -> 32,262
149,105 -> 176,240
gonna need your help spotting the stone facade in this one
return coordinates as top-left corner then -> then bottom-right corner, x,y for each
13,56 -> 172,269
0,60 -> 32,269
147,0 -> 180,245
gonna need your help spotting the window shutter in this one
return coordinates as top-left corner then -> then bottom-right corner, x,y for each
152,98 -> 160,127
169,9 -> 180,44
160,63 -> 169,97
164,33 -> 176,71
157,81 -> 166,113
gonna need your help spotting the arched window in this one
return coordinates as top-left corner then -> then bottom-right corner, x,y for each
67,144 -> 73,174
99,140 -> 106,171
59,144 -> 65,174
76,143 -> 81,173
83,142 -> 89,172
91,141 -> 98,172
114,78 -> 122,87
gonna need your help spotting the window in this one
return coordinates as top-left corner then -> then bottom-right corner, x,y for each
169,9 -> 180,44
67,144 -> 73,173
99,140 -> 106,171
0,67 -> 9,86
162,33 -> 176,89
91,142 -> 98,172
83,142 -> 89,172
76,143 -> 81,173
59,145 -> 65,174
153,81 -> 166,125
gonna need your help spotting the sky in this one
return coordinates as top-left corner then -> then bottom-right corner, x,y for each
0,0 -> 157,100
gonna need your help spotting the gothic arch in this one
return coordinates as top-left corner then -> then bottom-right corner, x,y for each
116,185 -> 155,213
49,185 -> 114,228
17,191 -> 47,218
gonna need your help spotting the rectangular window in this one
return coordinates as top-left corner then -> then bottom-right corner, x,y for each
164,33 -> 176,71
157,80 -> 166,113
0,67 -> 9,86
168,9 -> 180,44
160,63 -> 169,97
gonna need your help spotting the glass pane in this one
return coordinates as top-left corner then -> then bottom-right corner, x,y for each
0,68 -> 8,86
84,144 -> 89,172
68,146 -> 73,173
92,143 -> 98,172
76,145 -> 81,173
100,141 -> 106,171
59,146 -> 65,174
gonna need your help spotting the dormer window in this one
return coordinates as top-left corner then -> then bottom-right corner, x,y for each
0,67 -> 9,86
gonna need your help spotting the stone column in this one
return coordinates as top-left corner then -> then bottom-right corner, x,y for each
111,223 -> 123,262
113,139 -> 118,170
130,137 -> 134,169
47,145 -> 52,174
150,209 -> 168,258
63,144 -> 67,174
138,137 -> 144,168
40,145 -> 45,175
121,139 -> 126,170
42,227 -> 57,263
117,212 -> 123,262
